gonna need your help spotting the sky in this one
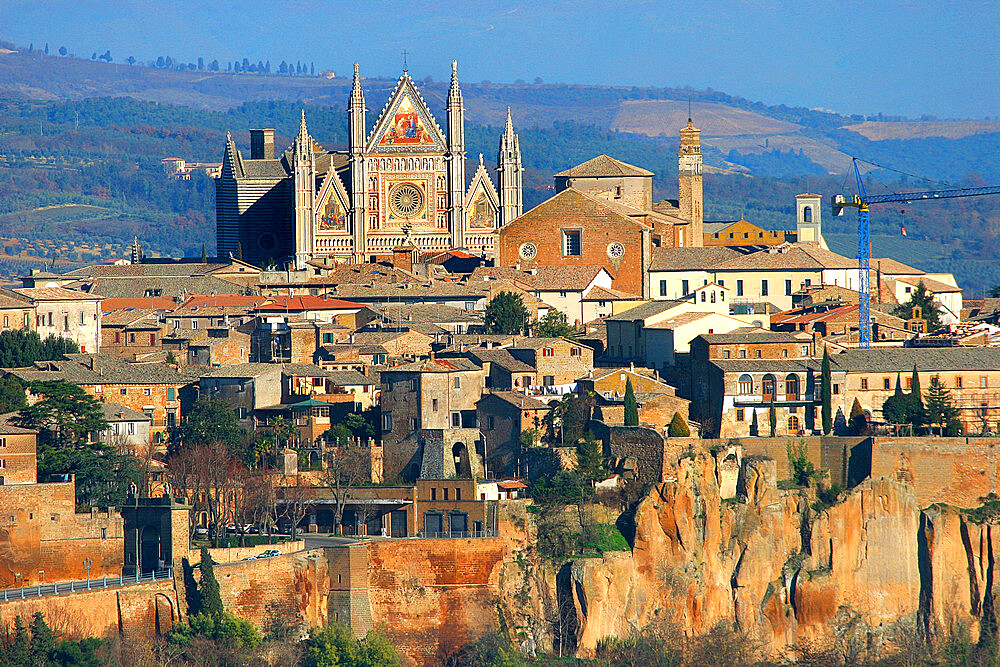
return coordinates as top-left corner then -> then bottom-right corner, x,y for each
0,0 -> 997,119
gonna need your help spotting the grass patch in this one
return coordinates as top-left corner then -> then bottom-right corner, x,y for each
581,523 -> 631,553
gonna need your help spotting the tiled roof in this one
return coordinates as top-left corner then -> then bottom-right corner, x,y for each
5,353 -> 189,385
469,349 -> 535,373
648,246 -> 744,271
63,276 -> 244,299
511,336 -> 586,350
257,296 -> 367,311
15,287 -> 104,301
179,295 -> 269,308
714,244 -> 855,271
326,370 -> 375,386
499,188 -> 650,232
199,363 -> 279,378
102,308 -> 162,326
101,402 -> 151,422
872,258 -> 924,275
0,288 -> 33,309
895,276 -> 961,293
352,330 -> 430,346
470,266 -> 609,292
0,412 -> 37,435
374,303 -> 482,324
583,286 -> 642,301
386,358 -> 482,373
240,158 -> 291,179
553,154 -> 654,178
832,347 -> 1000,372
101,297 -> 177,311
604,300 -> 685,322
646,311 -> 719,328
481,391 -> 550,410
64,262 -> 239,278
281,363 -> 333,377
698,327 -> 804,344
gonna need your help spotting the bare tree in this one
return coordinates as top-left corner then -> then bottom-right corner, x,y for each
279,475 -> 312,540
167,443 -> 245,546
321,445 -> 370,535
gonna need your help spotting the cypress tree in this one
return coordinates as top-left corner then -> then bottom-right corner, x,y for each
201,243 -> 207,263
925,375 -> 957,436
820,348 -> 832,435
29,611 -> 55,665
623,378 -> 639,426
910,364 -> 924,426
198,546 -> 224,617
769,400 -> 777,437
849,398 -> 868,436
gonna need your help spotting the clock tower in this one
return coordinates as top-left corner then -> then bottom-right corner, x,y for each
678,118 -> 704,247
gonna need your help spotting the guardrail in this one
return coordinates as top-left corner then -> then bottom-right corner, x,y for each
416,530 -> 496,539
1,568 -> 172,603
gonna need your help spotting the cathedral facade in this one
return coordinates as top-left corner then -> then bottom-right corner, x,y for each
216,62 -> 523,268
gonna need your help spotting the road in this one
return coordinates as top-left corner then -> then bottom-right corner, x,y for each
302,534 -> 360,549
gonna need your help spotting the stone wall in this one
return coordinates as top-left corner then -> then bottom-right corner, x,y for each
698,436 -> 870,488
0,579 -> 178,639
870,437 -> 1000,507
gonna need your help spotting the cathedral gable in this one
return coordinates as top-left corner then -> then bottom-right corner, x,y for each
367,75 -> 447,153
315,172 -> 351,234
465,158 -> 500,231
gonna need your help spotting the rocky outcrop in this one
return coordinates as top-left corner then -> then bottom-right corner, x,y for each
542,452 -> 1000,661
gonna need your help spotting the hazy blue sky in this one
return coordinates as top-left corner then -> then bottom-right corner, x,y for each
1,0 -> 996,118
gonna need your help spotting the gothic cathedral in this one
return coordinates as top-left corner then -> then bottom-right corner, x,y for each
216,62 -> 523,268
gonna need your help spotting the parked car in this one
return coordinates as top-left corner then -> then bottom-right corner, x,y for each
242,556 -> 257,561
193,528 -> 209,538
257,549 -> 281,558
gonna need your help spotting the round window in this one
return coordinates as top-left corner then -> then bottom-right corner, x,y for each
388,182 -> 424,218
518,242 -> 537,260
258,232 -> 277,251
607,242 -> 626,259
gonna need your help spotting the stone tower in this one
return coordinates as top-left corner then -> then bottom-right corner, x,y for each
446,61 -> 467,248
348,63 -> 368,261
795,193 -> 824,246
292,110 -> 315,269
497,108 -> 523,226
678,119 -> 704,247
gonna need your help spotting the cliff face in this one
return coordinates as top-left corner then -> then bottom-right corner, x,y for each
549,454 -> 1000,661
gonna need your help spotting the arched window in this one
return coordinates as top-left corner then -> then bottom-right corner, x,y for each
762,374 -> 776,401
785,374 -> 800,400
710,291 -> 716,303
803,206 -> 813,223
738,374 -> 753,395
788,415 -> 800,433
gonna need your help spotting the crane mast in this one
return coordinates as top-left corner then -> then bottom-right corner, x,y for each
832,159 -> 1000,349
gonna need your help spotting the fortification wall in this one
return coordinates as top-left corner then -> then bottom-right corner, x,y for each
870,437 -> 1000,507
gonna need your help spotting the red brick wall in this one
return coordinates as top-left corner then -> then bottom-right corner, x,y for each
871,437 -> 1000,508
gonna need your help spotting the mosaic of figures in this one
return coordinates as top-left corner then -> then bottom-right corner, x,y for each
378,96 -> 436,147
468,190 -> 496,229
319,193 -> 348,232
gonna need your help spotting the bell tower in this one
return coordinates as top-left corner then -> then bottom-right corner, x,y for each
678,118 -> 704,247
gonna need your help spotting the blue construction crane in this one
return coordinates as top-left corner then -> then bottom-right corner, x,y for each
831,158 -> 1000,349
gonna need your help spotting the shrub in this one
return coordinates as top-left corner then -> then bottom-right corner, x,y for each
169,611 -> 262,649
667,412 -> 690,437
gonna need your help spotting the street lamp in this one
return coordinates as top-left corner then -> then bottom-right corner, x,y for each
83,557 -> 93,589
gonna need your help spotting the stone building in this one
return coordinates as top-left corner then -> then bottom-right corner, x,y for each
196,363 -> 283,428
0,288 -> 35,332
379,358 -> 485,482
0,417 -> 39,484
496,121 -> 705,297
216,62 -> 523,267
476,391 -> 551,476
15,286 -> 105,353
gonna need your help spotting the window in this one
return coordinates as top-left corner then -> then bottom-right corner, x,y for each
94,385 -> 102,394
453,377 -> 461,389
120,388 -> 127,395
762,374 -> 776,400
542,347 -> 554,357
861,378 -> 868,390
570,347 -> 581,357
801,345 -> 809,356
192,320 -> 198,329
955,376 -> 963,389
738,374 -> 753,394
785,279 -> 792,296
410,418 -> 418,431
322,333 -> 334,344
488,416 -> 495,429
710,291 -> 716,303
80,312 -> 85,325
443,488 -> 449,500
723,350 -> 730,359
739,350 -> 746,358
63,314 -> 69,331
786,374 -> 800,400
755,349 -> 761,358
543,375 -> 555,386
736,408 -> 745,422
0,438 -> 4,448
781,349 -> 788,358
788,415 -> 801,433
761,280 -> 768,297
236,407 -> 247,419
47,312 -> 52,326
736,280 -> 744,297
115,332 -> 121,343
382,412 -> 393,432
563,230 -> 581,256
905,377 -> 912,389
431,488 -> 437,501
804,279 -> 812,287
452,412 -> 461,427
718,279 -> 725,287
143,387 -> 151,396
833,383 -> 840,395
982,376 -> 989,389
682,279 -> 690,295
410,379 -> 418,391
2,316 -> 6,328
455,488 -> 462,501
884,378 -> 891,390
803,206 -> 812,223
0,460 -> 5,469
660,280 -> 667,297
700,291 -> 706,302
432,398 -> 438,412
129,333 -> 136,343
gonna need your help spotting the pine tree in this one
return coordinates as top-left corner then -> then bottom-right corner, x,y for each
9,616 -> 31,664
29,611 -> 56,665
198,546 -> 224,617
668,412 -> 690,437
820,348 -> 832,435
483,292 -> 529,334
623,379 -> 639,426
925,375 -> 958,436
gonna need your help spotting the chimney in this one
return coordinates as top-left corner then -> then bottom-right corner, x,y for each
249,128 -> 275,160
629,362 -> 634,372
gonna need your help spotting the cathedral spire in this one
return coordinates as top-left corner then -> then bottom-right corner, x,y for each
498,107 -> 523,226
446,59 -> 466,249
297,109 -> 309,141
447,59 -> 463,108
350,62 -> 365,108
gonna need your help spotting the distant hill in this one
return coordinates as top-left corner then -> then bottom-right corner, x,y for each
1,49 -> 1000,293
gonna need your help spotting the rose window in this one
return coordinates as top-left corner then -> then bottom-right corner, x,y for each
519,243 -> 537,260
389,183 -> 424,218
607,242 -> 626,259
